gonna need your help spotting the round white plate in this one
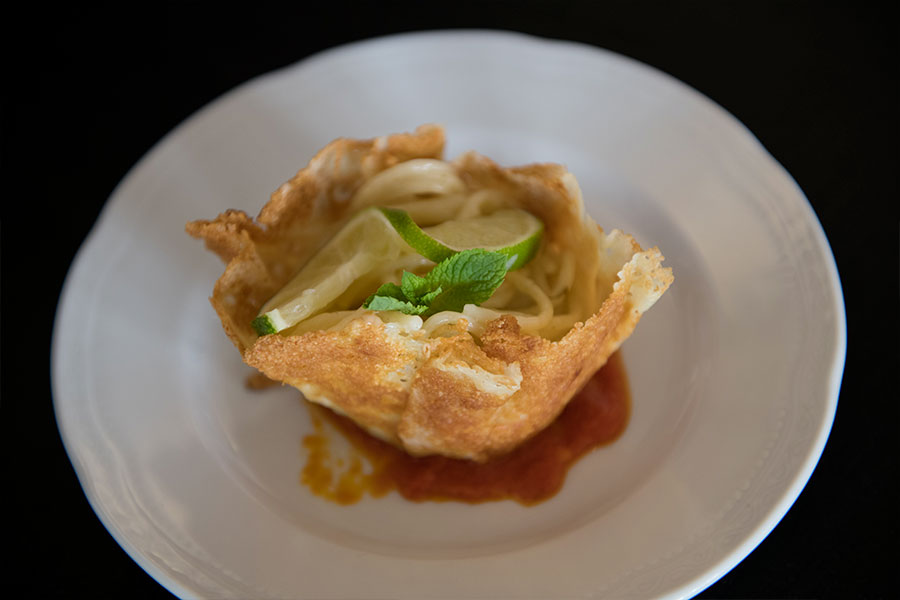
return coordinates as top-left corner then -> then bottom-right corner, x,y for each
52,30 -> 845,599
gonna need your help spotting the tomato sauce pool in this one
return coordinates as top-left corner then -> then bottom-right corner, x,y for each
300,351 -> 630,506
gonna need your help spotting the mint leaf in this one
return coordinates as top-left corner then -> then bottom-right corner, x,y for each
362,282 -> 419,314
370,282 -> 406,301
418,287 -> 443,305
425,249 -> 508,314
400,271 -> 433,304
361,249 -> 508,317
364,295 -> 429,315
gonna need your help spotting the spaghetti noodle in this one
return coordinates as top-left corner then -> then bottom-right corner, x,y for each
292,158 -> 603,341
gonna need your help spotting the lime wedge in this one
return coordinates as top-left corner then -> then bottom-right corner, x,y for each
252,206 -> 545,335
380,207 -> 543,271
252,208 -> 410,335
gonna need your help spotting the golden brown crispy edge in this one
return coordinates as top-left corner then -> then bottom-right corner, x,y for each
185,124 -> 445,352
188,125 -> 673,461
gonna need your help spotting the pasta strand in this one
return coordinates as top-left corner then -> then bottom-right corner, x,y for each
287,159 -> 604,341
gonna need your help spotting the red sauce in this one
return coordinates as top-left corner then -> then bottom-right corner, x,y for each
301,351 -> 630,506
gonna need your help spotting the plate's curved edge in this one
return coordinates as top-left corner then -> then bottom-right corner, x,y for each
51,272 -> 205,599
50,29 -> 850,600
656,144 -> 847,598
682,203 -> 847,599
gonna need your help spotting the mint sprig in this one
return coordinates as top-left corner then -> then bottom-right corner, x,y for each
363,249 -> 508,317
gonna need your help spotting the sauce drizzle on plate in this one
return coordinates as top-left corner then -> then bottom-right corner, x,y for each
301,351 -> 630,505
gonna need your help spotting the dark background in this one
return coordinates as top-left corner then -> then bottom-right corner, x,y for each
3,2 -> 896,598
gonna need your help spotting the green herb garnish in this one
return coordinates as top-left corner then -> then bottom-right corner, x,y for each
363,249 -> 508,317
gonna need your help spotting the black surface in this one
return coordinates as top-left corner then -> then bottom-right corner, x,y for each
3,2 -> 896,598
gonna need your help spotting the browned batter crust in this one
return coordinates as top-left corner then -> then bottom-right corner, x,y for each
187,125 -> 672,461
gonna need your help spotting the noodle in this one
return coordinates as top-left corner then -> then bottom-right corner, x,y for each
550,251 -> 576,297
384,195 -> 468,225
422,311 -> 471,336
469,271 -> 553,335
353,159 -> 466,207
288,158 -> 603,341
480,280 -> 517,309
455,188 -> 507,219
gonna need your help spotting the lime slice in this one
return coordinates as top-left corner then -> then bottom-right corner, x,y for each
252,208 -> 410,335
380,207 -> 543,271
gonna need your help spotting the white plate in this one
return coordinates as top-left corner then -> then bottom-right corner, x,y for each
52,30 -> 845,599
